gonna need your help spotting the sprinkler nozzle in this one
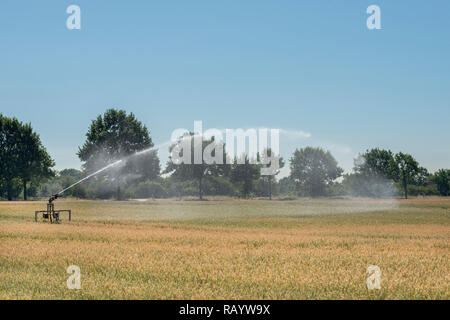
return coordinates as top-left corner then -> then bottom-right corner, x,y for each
48,194 -> 59,203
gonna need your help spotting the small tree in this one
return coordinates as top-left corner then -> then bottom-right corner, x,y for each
432,169 -> 449,196
349,149 -> 397,198
230,155 -> 260,198
289,147 -> 343,197
391,152 -> 420,199
165,133 -> 226,200
259,148 -> 284,200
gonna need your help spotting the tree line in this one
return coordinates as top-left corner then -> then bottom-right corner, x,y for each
1,109 -> 449,201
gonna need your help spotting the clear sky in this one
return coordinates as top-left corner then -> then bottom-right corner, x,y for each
1,0 -> 449,175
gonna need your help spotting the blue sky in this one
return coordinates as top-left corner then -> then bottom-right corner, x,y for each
0,0 -> 449,174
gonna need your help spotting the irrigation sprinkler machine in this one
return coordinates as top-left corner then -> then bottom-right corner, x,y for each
33,158 -> 125,223
34,162 -> 122,223
35,194 -> 72,224
33,161 -> 122,223
33,144 -> 159,223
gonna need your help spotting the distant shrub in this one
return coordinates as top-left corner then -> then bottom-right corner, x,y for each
342,173 -> 398,198
38,180 -> 63,198
126,181 -> 168,199
203,176 -> 235,196
400,184 -> 439,196
72,184 -> 87,199
326,182 -> 347,197
86,180 -> 116,199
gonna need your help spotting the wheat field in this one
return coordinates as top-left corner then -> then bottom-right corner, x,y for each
0,197 -> 448,299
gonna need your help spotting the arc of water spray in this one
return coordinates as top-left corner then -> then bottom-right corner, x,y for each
56,160 -> 124,195
56,141 -> 172,196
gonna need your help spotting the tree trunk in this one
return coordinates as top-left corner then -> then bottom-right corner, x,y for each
403,177 -> 408,199
199,177 -> 203,200
116,185 -> 121,200
7,180 -> 13,201
269,177 -> 272,200
23,180 -> 27,201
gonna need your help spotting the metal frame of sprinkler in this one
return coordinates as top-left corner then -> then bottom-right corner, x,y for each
35,194 -> 71,224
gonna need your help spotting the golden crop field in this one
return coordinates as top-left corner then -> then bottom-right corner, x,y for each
0,197 -> 449,299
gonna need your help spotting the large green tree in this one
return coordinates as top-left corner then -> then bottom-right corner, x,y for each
17,123 -> 54,200
289,147 -> 343,197
77,109 -> 160,199
0,115 -> 20,200
0,114 -> 54,200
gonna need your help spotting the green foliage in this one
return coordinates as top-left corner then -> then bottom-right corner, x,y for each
38,180 -> 63,198
71,184 -> 87,199
165,180 -> 198,198
326,181 -> 347,197
391,152 -> 421,199
289,147 -> 343,197
432,169 -> 450,196
16,122 -> 54,200
78,109 -> 153,164
59,168 -> 82,179
126,180 -> 168,199
77,109 -> 160,199
259,148 -> 285,200
230,156 -> 260,198
342,173 -> 398,198
26,182 -> 39,198
165,133 -> 227,200
0,115 -> 20,199
397,183 -> 439,197
354,148 -> 395,179
278,177 -> 298,196
409,166 -> 430,186
254,177 -> 281,198
85,179 -> 117,199
347,149 -> 398,197
0,178 -> 22,200
202,176 -> 235,196
0,114 -> 54,200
